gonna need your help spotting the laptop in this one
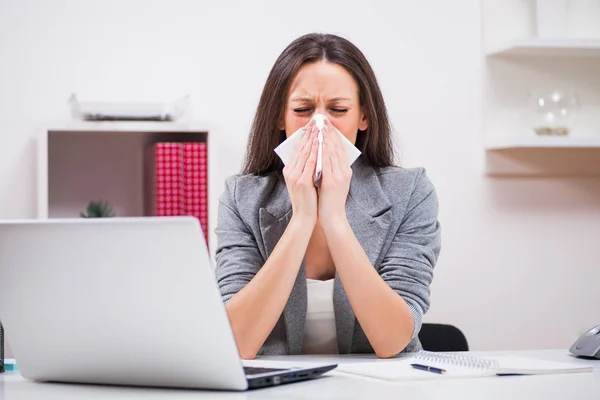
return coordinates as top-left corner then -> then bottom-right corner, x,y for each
0,217 -> 336,390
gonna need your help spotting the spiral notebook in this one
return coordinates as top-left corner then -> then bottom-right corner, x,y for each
336,351 -> 593,382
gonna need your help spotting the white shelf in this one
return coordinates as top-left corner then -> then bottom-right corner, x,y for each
36,121 -> 209,220
46,120 -> 210,133
486,136 -> 600,150
486,38 -> 600,57
484,136 -> 600,176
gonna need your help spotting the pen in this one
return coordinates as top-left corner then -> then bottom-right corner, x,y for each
410,363 -> 446,375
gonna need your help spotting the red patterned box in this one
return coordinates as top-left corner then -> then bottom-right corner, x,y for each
145,143 -> 185,216
183,142 -> 208,245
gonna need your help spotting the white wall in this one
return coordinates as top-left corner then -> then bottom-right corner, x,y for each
1,0 -> 599,357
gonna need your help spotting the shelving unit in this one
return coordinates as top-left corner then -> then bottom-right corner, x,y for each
42,120 -> 209,133
36,120 -> 209,219
485,136 -> 600,150
486,38 -> 600,58
482,5 -> 600,176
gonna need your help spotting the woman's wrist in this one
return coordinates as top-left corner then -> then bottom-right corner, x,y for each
320,215 -> 351,243
288,214 -> 317,238
320,213 -> 349,234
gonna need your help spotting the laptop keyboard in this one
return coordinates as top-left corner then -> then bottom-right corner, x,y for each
243,366 -> 287,376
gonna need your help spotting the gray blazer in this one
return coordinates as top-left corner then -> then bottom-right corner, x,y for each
214,157 -> 441,356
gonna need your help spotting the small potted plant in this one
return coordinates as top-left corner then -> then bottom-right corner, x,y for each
80,200 -> 116,218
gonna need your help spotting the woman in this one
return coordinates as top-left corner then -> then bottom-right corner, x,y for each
215,33 -> 441,359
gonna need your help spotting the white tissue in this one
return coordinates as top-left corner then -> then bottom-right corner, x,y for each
313,114 -> 325,186
274,114 -> 362,187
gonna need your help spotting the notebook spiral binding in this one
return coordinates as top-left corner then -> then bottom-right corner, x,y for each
415,351 -> 499,370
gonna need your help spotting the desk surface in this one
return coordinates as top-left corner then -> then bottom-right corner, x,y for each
1,349 -> 597,399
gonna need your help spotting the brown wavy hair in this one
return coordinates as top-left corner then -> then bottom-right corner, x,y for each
242,33 -> 396,175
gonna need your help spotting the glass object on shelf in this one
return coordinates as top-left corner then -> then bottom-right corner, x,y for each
528,89 -> 579,136
68,94 -> 191,122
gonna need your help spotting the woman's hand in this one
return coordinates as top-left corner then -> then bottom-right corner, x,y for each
283,120 -> 319,228
318,118 -> 352,228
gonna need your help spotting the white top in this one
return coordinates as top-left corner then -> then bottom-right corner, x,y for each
301,278 -> 338,354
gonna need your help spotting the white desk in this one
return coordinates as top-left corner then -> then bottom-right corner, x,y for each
1,350 -> 597,399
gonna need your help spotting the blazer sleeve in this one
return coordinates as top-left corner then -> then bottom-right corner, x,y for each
378,170 -> 441,339
214,176 -> 265,304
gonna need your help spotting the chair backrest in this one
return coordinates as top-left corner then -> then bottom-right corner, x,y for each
1,320 -> 4,373
418,323 -> 469,352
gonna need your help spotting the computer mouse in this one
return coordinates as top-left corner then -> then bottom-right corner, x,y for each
569,325 -> 600,359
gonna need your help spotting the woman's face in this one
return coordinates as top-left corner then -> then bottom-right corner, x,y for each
281,61 -> 368,144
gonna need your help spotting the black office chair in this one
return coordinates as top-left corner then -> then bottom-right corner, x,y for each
418,323 -> 469,352
0,320 -> 4,373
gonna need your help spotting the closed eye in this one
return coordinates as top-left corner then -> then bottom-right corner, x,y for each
293,107 -> 348,114
293,108 -> 312,113
330,108 -> 348,113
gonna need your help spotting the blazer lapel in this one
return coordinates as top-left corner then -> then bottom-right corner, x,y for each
334,158 -> 393,354
258,173 -> 307,355
259,172 -> 292,257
